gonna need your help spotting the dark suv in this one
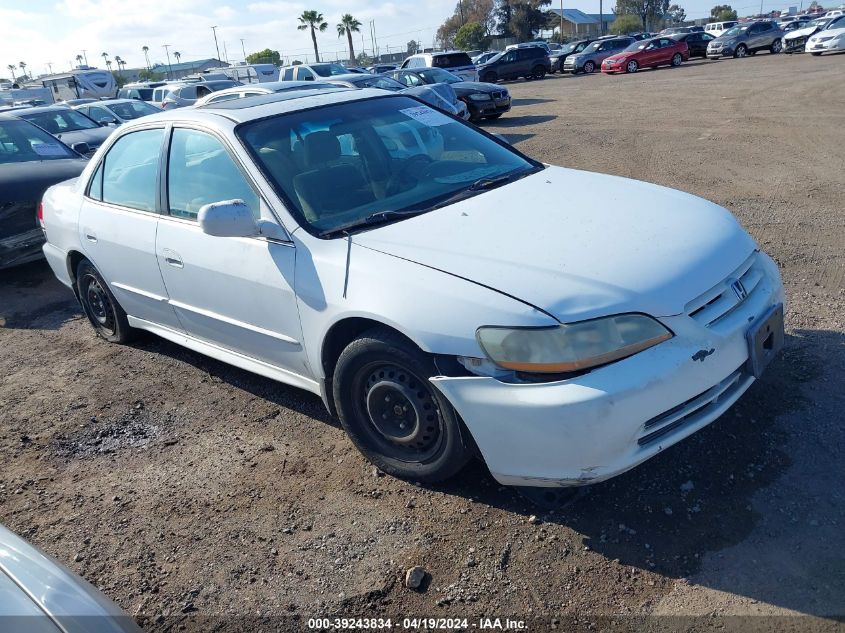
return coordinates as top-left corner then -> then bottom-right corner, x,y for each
476,47 -> 551,82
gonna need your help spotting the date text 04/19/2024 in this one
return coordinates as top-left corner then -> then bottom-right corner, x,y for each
307,617 -> 528,630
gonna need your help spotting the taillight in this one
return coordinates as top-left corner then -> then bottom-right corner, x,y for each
38,202 -> 44,225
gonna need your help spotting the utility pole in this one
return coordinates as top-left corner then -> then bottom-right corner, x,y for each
240,38 -> 247,62
81,50 -> 88,65
211,26 -> 221,61
599,0 -> 604,34
223,41 -> 229,64
163,44 -> 173,80
459,0 -> 465,26
560,0 -> 564,41
46,62 -> 53,74
370,20 -> 377,61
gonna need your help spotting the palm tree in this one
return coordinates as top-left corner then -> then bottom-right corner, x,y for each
142,45 -> 151,69
7,64 -> 16,82
336,14 -> 362,63
101,52 -> 109,69
173,51 -> 181,64
114,55 -> 124,75
297,10 -> 328,62
18,61 -> 27,80
75,54 -> 83,66
105,60 -> 113,72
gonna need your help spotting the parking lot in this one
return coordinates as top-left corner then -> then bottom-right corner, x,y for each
1,52 -> 844,631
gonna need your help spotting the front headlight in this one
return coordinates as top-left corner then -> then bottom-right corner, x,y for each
468,93 -> 492,101
476,314 -> 672,374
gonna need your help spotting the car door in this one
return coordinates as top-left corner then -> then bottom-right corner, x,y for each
78,126 -> 183,330
658,38 -> 676,63
155,125 -> 308,375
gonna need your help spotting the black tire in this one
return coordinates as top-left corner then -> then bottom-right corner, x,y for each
531,65 -> 546,79
734,44 -> 748,58
76,259 -> 137,343
332,328 -> 472,482
671,53 -> 683,67
482,71 -> 498,83
583,60 -> 596,73
485,113 -> 503,120
811,52 -> 822,56
770,39 -> 782,54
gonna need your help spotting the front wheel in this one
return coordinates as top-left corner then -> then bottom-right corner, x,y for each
583,60 -> 596,73
332,328 -> 472,483
734,44 -> 748,58
626,60 -> 639,73
771,39 -> 782,54
76,260 -> 137,343
671,53 -> 683,67
485,113 -> 503,120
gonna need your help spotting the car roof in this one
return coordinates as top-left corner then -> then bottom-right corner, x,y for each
153,87 -> 384,124
8,105 -> 71,115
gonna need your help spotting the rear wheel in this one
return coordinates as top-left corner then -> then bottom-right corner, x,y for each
583,60 -> 596,73
332,328 -> 472,482
76,260 -> 136,343
771,39 -> 783,54
482,71 -> 498,83
734,44 -> 748,58
531,65 -> 546,79
811,52 -> 822,56
626,60 -> 639,73
671,53 -> 683,66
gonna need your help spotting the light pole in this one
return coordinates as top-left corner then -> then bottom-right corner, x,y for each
240,38 -> 247,62
211,25 -> 221,61
163,44 -> 173,79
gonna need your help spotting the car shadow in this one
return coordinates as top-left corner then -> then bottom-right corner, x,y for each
484,115 -> 556,128
510,98 -> 555,106
0,260 -> 80,330
430,329 -> 845,619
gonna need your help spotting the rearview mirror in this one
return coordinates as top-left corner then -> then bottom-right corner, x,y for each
198,200 -> 258,237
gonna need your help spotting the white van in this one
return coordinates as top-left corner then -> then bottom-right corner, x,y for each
203,64 -> 280,84
704,21 -> 739,37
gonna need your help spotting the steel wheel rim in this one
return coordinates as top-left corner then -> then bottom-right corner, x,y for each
83,274 -> 116,334
355,362 -> 444,462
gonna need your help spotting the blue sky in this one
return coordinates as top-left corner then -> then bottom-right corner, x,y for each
0,0 -> 821,77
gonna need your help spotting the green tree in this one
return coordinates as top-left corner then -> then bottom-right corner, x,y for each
18,61 -> 27,80
112,72 -> 128,88
710,4 -> 738,19
356,51 -> 373,66
336,14 -> 362,63
455,21 -> 488,50
611,13 -> 644,32
437,0 -> 496,48
7,64 -> 16,82
666,3 -> 686,23
496,0 -> 552,41
142,46 -> 151,69
298,10 -> 328,63
407,40 -> 420,55
615,0 -> 670,31
138,68 -> 165,81
246,48 -> 281,65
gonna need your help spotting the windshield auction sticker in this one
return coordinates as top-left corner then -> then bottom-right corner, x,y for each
399,106 -> 453,127
32,143 -> 68,157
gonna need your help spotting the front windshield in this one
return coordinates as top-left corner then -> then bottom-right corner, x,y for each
722,25 -> 748,37
20,109 -> 99,133
0,118 -> 77,163
311,63 -> 349,77
624,41 -> 648,52
417,68 -> 461,84
485,51 -> 504,64
560,42 -> 578,53
584,41 -> 602,52
355,76 -> 405,91
107,101 -> 160,120
238,96 -> 540,236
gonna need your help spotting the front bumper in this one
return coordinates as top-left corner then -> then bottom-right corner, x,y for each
467,94 -> 511,118
707,44 -> 734,57
431,251 -> 785,487
601,60 -> 625,73
783,36 -> 808,52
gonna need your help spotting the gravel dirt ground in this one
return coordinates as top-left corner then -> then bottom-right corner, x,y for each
1,52 -> 844,633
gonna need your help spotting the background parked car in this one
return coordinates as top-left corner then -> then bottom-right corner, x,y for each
806,21 -> 845,54
367,63 -> 398,73
564,37 -> 635,73
704,20 -> 738,37
386,67 -> 510,122
548,39 -> 596,72
324,73 -> 469,119
117,81 -> 168,102
602,37 -> 689,73
400,51 -> 478,82
706,20 -> 784,58
783,17 -> 836,52
0,523 -> 142,632
279,62 -> 353,81
476,46 -> 551,82
472,51 -> 499,65
73,99 -> 162,125
0,115 -> 87,269
670,31 -> 717,57
14,105 -> 113,155
158,80 -> 241,109
194,81 -> 340,106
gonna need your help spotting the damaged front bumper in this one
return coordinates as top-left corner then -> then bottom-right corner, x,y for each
431,253 -> 784,488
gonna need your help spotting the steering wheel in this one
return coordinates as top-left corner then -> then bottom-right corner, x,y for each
385,154 -> 433,196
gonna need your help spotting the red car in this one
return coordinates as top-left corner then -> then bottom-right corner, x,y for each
601,37 -> 689,74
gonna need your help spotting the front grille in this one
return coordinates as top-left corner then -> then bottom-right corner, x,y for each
686,252 -> 762,327
638,367 -> 746,446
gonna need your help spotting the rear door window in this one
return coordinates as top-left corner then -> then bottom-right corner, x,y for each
101,129 -> 165,212
432,53 -> 472,68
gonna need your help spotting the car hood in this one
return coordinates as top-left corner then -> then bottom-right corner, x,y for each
785,25 -> 820,38
810,26 -> 845,38
353,166 -> 756,322
53,126 -> 114,149
452,81 -> 505,95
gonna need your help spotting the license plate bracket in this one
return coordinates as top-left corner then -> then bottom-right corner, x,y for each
745,303 -> 784,378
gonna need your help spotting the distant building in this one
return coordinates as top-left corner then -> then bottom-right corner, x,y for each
548,8 -> 616,38
149,58 -> 229,80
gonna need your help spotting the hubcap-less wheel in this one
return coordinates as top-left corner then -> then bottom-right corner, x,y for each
672,53 -> 683,66
82,274 -> 116,335
735,44 -> 747,58
359,362 -> 443,461
584,61 -> 595,73
626,60 -> 638,73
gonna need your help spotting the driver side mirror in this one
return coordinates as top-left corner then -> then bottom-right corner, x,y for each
98,117 -> 117,126
70,142 -> 90,155
199,200 -> 259,237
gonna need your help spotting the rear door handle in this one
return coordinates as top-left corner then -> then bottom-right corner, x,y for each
85,232 -> 97,243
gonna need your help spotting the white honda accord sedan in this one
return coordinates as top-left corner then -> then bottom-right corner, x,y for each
40,88 -> 785,487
